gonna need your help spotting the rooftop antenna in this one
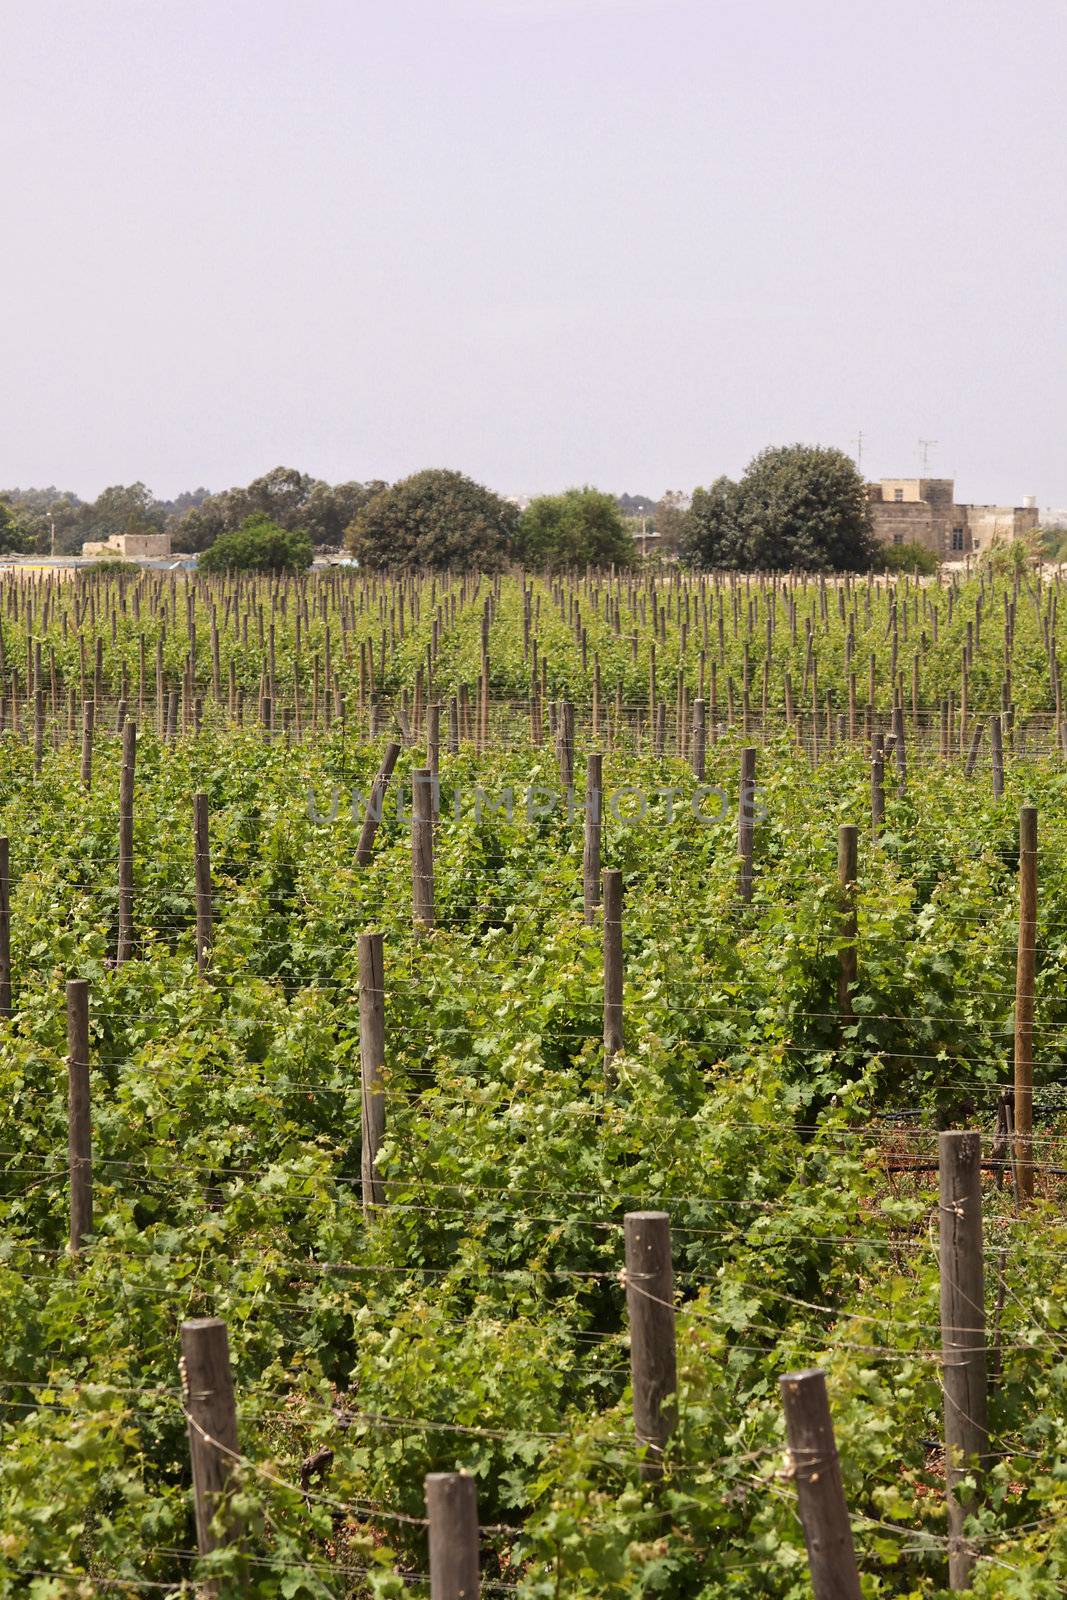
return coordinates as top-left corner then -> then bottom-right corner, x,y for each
853,430 -> 864,473
918,438 -> 937,476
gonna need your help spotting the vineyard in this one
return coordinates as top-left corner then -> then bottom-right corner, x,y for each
1,564 -> 1067,1598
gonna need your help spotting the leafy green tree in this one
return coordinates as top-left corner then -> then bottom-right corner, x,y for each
739,445 -> 877,571
346,470 -> 518,570
197,515 -> 312,574
79,483 -> 165,546
302,479 -> 387,548
654,490 -> 689,558
680,476 -> 746,568
0,487 -> 84,553
171,468 -> 386,552
516,487 -> 635,570
879,539 -> 939,574
0,501 -> 27,555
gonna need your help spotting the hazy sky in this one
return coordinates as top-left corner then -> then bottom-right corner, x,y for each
2,0 -> 1065,505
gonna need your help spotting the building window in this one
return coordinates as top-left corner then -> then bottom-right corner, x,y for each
893,533 -> 904,545
951,527 -> 964,552
893,488 -> 904,502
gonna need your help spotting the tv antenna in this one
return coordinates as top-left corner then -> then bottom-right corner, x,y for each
853,430 -> 863,472
918,438 -> 937,475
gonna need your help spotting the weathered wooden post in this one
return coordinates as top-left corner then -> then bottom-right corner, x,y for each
837,825 -> 858,1021
990,712 -> 1004,799
623,1211 -> 676,1476
425,1472 -> 480,1599
583,753 -> 602,925
80,700 -> 94,791
116,719 -> 136,964
193,793 -> 212,975
426,702 -> 441,820
1014,805 -> 1037,1200
891,702 -> 906,795
738,747 -> 757,902
870,732 -> 885,836
690,697 -> 706,781
938,1131 -> 988,1590
779,1369 -> 861,1600
180,1318 -> 241,1571
358,931 -> 386,1211
557,699 -> 575,791
355,741 -> 401,866
602,868 -> 624,1063
67,978 -> 92,1251
412,767 -> 435,930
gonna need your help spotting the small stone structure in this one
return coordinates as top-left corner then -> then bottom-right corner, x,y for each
81,532 -> 172,560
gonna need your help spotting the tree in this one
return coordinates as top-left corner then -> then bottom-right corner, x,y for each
346,471 -> 518,570
0,487 -> 84,554
0,501 -> 27,555
654,490 -> 689,558
879,540 -> 939,575
681,447 -> 877,572
738,445 -> 877,572
680,476 -> 746,569
197,516 -> 312,574
302,480 -> 387,549
80,483 -> 165,546
171,468 -> 387,552
517,488 -> 635,570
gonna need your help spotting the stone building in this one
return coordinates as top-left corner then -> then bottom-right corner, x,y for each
81,531 -> 172,560
867,479 -> 1038,559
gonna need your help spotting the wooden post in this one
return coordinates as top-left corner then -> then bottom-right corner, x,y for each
412,767 -> 435,930
870,733 -> 884,837
358,932 -> 386,1210
938,1131 -> 988,1590
425,1472 -> 480,1600
80,700 -> 94,790
779,1369 -> 861,1600
738,746 -> 756,903
990,712 -> 1004,799
891,702 -> 906,795
355,741 -> 401,866
193,793 -> 212,975
0,837 -> 10,1018
583,752 -> 602,925
180,1318 -> 241,1566
690,697 -> 706,781
116,720 -> 136,965
602,868 -> 624,1063
1014,805 -> 1037,1200
964,720 -> 984,778
623,1211 -> 676,1476
837,825 -> 858,1021
426,702 -> 441,821
557,699 -> 574,791
67,978 -> 92,1252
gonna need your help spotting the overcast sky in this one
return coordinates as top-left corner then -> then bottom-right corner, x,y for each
2,0 -> 1064,506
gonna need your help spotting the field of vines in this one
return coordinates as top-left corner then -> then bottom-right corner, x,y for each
1,564 -> 1066,1598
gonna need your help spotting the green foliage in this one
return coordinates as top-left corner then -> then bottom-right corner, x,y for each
683,446 -> 877,572
197,516 -> 313,574
879,540 -> 939,574
517,488 -> 636,570
346,470 -> 519,570
0,570 -> 1065,1592
680,476 -> 745,568
0,503 -> 28,556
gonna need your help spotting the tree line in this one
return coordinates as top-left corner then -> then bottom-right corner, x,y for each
2,447 -> 905,572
